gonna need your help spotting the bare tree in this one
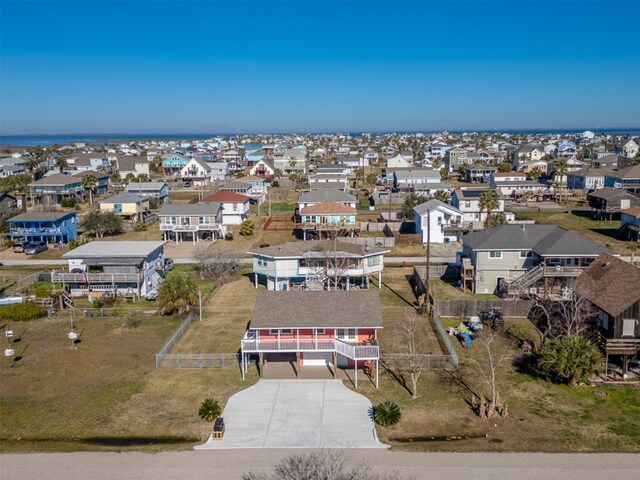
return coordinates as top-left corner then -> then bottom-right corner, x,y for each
305,239 -> 355,290
192,245 -> 239,285
242,450 -> 404,480
467,329 -> 511,419
529,292 -> 597,349
398,311 -> 427,399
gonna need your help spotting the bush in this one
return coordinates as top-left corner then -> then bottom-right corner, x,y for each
148,198 -> 159,210
133,222 -> 147,232
198,398 -> 222,423
60,198 -> 76,208
5,239 -> 15,248
239,219 -> 254,236
122,316 -> 142,329
537,336 -> 603,387
259,243 -> 270,248
34,282 -> 53,298
271,180 -> 280,188
92,298 -> 104,309
0,302 -> 47,321
374,401 -> 401,427
225,232 -> 234,241
68,238 -> 90,250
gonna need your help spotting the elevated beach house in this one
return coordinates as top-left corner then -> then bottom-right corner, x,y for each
51,241 -> 166,298
99,192 -> 150,222
240,290 -> 382,387
158,203 -> 226,243
248,240 -> 389,291
296,202 -> 359,240
7,211 -> 78,245
124,181 -> 169,204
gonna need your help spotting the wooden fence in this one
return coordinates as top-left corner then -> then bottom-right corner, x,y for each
434,298 -> 534,318
340,236 -> 395,247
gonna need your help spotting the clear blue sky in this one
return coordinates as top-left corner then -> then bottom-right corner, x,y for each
1,0 -> 639,134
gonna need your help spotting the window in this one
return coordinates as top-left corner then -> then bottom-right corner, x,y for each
198,216 -> 210,225
336,328 -> 357,340
257,257 -> 268,267
182,217 -> 191,225
314,328 -> 325,335
465,201 -> 471,208
489,251 -> 502,259
233,203 -> 238,211
622,319 -> 636,337
167,216 -> 177,225
367,256 -> 381,267
269,328 -> 292,335
519,250 -> 532,259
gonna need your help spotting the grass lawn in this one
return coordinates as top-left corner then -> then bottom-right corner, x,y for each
515,209 -> 629,254
354,317 -> 640,453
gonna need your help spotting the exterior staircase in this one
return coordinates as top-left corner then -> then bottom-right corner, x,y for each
506,264 -> 545,294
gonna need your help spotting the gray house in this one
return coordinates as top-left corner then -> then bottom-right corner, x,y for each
461,224 -> 613,296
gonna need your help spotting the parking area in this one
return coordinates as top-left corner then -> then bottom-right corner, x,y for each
196,379 -> 386,449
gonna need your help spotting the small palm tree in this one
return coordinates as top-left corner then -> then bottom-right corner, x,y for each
553,158 -> 569,186
198,398 -> 222,426
55,156 -> 69,173
626,242 -> 639,265
82,173 -> 97,206
374,401 -> 401,427
158,273 -> 198,316
432,190 -> 450,203
479,190 -> 500,228
528,166 -> 543,180
538,336 -> 603,387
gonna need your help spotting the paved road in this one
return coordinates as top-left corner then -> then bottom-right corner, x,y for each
0,256 -> 457,267
2,450 -> 639,480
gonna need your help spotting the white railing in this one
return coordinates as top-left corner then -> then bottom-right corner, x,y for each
160,223 -> 224,231
240,336 -> 379,360
51,272 -> 142,283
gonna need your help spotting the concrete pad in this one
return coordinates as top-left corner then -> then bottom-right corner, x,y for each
195,379 -> 387,449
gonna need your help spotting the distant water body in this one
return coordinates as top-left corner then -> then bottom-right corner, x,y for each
1,128 -> 639,147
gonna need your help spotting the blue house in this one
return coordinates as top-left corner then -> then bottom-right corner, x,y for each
604,165 -> 640,195
124,181 -> 169,204
7,211 -> 78,245
162,152 -> 190,175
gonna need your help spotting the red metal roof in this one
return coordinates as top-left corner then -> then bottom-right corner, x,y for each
201,191 -> 250,203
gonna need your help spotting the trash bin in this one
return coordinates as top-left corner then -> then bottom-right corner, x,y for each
85,310 -> 93,318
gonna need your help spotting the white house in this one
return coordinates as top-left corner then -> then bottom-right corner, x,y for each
413,199 -> 464,244
386,153 -> 411,169
451,189 -> 514,228
180,157 -> 211,185
201,191 -> 250,225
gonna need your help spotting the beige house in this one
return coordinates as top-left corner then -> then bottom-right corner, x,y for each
98,192 -> 149,222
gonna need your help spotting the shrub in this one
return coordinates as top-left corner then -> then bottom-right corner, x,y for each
5,240 -> 15,248
239,219 -> 254,236
374,401 -> 401,427
225,232 -> 234,241
60,198 -> 76,208
259,243 -> 270,248
0,302 -> 47,321
92,298 -> 104,309
198,398 -> 222,423
537,336 -> 603,387
271,180 -> 280,188
148,198 -> 159,210
122,316 -> 142,329
34,282 -> 53,298
133,222 -> 147,232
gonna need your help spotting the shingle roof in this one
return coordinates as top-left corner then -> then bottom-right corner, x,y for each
248,240 -> 388,258
63,241 -> 165,259
125,182 -> 166,191
462,224 -> 611,256
621,207 -> 640,218
29,173 -> 81,186
249,291 -> 383,329
300,202 -> 357,215
220,181 -> 251,190
573,253 -> 640,317
588,187 -> 640,201
413,199 -> 462,216
201,191 -> 250,203
608,165 -> 640,179
99,192 -> 147,204
158,203 -> 222,215
6,211 -> 76,222
298,189 -> 357,204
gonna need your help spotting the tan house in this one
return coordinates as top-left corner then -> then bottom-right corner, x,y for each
98,192 -> 149,222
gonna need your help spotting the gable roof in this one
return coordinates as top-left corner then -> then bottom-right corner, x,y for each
462,224 -> 612,256
220,181 -> 251,190
125,182 -> 166,191
29,173 -> 81,186
413,199 -> 462,216
63,241 -> 165,259
201,191 -> 250,203
250,291 -> 383,329
7,211 -> 76,222
298,189 -> 357,204
621,207 -> 640,218
300,202 -> 357,215
99,192 -> 147,204
607,165 -> 640,179
158,203 -> 222,216
573,253 -> 640,317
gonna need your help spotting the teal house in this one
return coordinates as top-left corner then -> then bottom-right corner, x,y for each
162,152 -> 190,175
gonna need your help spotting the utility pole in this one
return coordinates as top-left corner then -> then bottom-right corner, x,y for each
425,207 -> 431,317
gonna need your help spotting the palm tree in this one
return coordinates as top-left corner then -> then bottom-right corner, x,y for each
373,401 -> 401,427
479,190 -> 500,228
55,156 -> 69,173
198,398 -> 222,429
158,273 -> 198,316
432,190 -> 450,203
82,173 -> 97,206
528,166 -> 543,180
137,173 -> 149,183
553,158 -> 569,186
124,173 -> 136,185
538,336 -> 603,387
626,242 -> 639,265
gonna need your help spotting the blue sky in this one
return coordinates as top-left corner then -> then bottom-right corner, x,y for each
1,0 -> 639,134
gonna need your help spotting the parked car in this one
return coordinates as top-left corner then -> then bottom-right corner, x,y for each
24,241 -> 48,255
164,257 -> 174,272
12,241 -> 27,253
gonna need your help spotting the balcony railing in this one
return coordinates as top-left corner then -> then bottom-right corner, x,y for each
597,333 -> 640,354
240,336 -> 379,360
298,222 -> 361,231
160,223 -> 224,231
51,272 -> 142,283
542,265 -> 584,277
10,227 -> 71,235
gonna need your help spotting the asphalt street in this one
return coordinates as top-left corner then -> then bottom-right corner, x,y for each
1,450 -> 639,480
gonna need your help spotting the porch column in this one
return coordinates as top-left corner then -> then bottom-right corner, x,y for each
254,273 -> 258,289
193,232 -> 196,244
241,350 -> 245,380
333,351 -> 337,378
378,271 -> 382,287
375,359 -> 379,389
346,277 -> 350,291
296,352 -> 299,378
355,359 -> 358,388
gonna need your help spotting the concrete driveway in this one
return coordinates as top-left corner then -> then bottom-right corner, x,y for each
195,379 -> 386,449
